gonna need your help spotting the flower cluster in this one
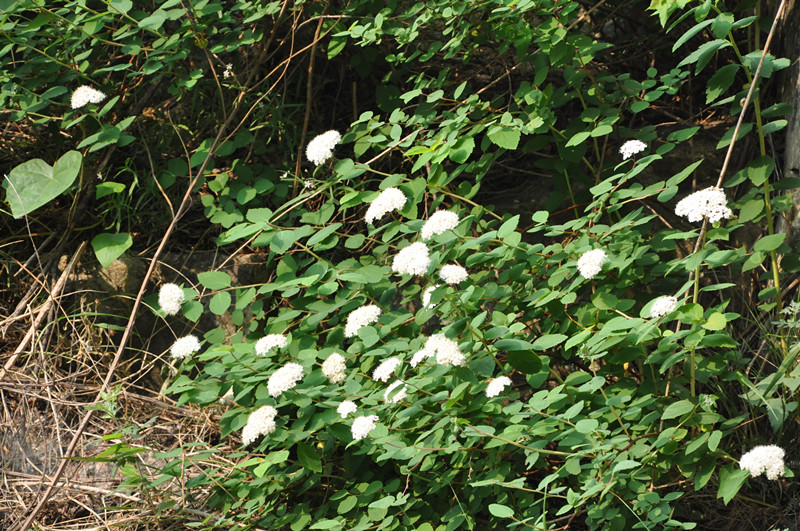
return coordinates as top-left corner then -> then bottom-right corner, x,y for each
170,335 -> 201,359
739,445 -> 785,480
421,285 -> 439,309
158,283 -> 184,316
421,210 -> 459,239
384,380 -> 408,403
345,304 -> 381,338
306,130 -> 341,166
322,353 -> 347,384
71,85 -> 106,109
392,242 -> 431,276
242,405 -> 278,445
351,415 -> 379,440
619,139 -> 647,160
255,334 -> 288,356
649,296 -> 678,318
411,334 -> 465,367
337,400 -> 357,418
577,249 -> 606,280
365,188 -> 407,224
372,357 -> 402,382
486,376 -> 512,398
268,362 -> 304,397
439,264 -> 468,285
674,187 -> 732,223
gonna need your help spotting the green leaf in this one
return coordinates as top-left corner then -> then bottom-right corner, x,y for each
494,339 -> 535,351
338,265 -> 387,284
91,232 -> 133,269
507,351 -> 542,374
717,466 -> 749,505
198,271 -> 232,290
296,442 -> 322,473
662,399 -> 694,420
337,495 -> 358,514
738,199 -> 763,223
702,312 -> 727,331
533,334 -> 568,350
753,233 -> 785,252
4,150 -> 82,218
716,122 -> 753,149
209,292 -> 232,315
487,127 -> 520,150
706,64 -> 738,104
575,418 -> 599,434
742,156 -> 774,186
498,215 -> 519,239
253,450 -> 290,477
96,181 -> 126,199
449,136 -> 475,164
183,300 -> 203,322
488,504 -> 514,518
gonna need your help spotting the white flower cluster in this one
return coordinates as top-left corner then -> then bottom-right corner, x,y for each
740,445 -> 785,480
345,304 -> 381,338
392,242 -> 431,276
322,353 -> 347,384
577,249 -> 606,280
410,334 -> 465,367
384,380 -> 408,403
220,386 -> 234,404
421,285 -> 439,309
365,188 -> 407,224
439,264 -> 468,285
242,405 -> 277,445
674,187 -> 732,223
170,335 -> 201,359
649,296 -> 678,318
372,357 -> 402,382
351,415 -> 379,440
268,362 -> 304,397
71,85 -> 106,109
338,400 -> 357,418
158,283 -> 184,316
421,210 -> 459,239
255,334 -> 288,356
619,139 -> 647,160
306,130 -> 341,166
486,376 -> 512,398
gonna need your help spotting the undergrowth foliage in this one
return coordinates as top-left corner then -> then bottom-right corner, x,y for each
2,0 -> 799,529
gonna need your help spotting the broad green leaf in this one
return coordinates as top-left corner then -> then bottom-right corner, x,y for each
296,442 -> 322,473
5,150 -> 82,218
738,199 -> 763,223
449,136 -> 475,164
717,466 -> 749,505
507,351 -> 542,374
533,334 -> 567,350
742,156 -> 774,186
487,126 -> 520,150
488,504 -> 514,518
91,232 -> 133,269
253,450 -> 290,477
209,291 -> 232,315
753,233 -> 785,252
575,419 -> 599,434
337,495 -> 358,514
716,122 -> 753,149
706,64 -> 737,104
662,399 -> 694,420
494,339 -> 535,351
702,312 -> 727,331
498,215 -> 519,239
198,271 -> 232,290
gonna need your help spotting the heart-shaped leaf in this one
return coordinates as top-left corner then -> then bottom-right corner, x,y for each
91,232 -> 133,269
4,151 -> 82,218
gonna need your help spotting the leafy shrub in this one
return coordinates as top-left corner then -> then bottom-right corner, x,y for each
2,0 -> 797,528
